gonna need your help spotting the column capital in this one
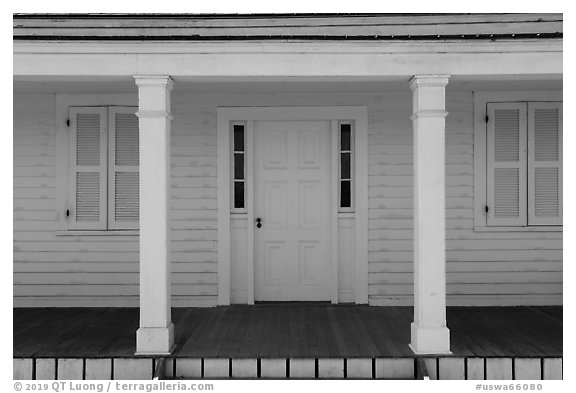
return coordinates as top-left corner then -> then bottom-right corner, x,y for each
134,75 -> 174,91
410,110 -> 448,120
409,75 -> 450,91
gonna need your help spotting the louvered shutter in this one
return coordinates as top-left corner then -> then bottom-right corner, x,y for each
528,102 -> 563,226
108,107 -> 139,230
68,107 -> 108,230
486,103 -> 528,226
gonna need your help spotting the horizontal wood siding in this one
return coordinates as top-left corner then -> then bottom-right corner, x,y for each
13,93 -> 218,306
14,89 -> 562,307
367,91 -> 562,305
170,96 -> 218,305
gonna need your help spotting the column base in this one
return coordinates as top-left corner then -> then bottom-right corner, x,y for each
135,324 -> 175,355
409,322 -> 451,355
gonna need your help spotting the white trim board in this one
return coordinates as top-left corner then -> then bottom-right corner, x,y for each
15,40 -> 562,78
217,106 -> 368,305
368,295 -> 563,307
14,40 -> 563,55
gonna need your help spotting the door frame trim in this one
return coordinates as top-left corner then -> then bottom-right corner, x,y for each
217,106 -> 368,305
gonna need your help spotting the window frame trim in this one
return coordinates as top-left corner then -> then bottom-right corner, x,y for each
55,93 -> 138,234
472,90 -> 563,232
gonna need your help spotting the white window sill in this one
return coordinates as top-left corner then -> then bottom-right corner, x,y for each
474,226 -> 562,233
55,230 -> 139,236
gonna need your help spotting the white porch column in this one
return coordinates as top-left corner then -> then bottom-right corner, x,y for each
409,75 -> 451,355
134,75 -> 174,355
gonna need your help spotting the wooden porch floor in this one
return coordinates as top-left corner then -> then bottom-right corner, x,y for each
13,305 -> 562,358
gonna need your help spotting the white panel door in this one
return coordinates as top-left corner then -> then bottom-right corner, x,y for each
254,120 -> 332,301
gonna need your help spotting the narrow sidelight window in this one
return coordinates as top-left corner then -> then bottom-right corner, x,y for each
232,123 -> 246,211
339,122 -> 354,211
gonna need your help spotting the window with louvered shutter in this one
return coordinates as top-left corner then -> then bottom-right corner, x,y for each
68,107 -> 108,230
108,107 -> 139,229
486,103 -> 528,226
528,102 -> 563,226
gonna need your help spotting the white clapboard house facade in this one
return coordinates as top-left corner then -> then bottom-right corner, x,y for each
13,13 -> 562,363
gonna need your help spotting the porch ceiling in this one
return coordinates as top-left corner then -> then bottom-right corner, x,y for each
13,306 -> 562,358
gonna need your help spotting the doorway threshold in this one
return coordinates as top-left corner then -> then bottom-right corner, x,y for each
253,301 -> 332,307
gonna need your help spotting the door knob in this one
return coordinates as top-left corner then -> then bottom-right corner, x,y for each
256,217 -> 262,228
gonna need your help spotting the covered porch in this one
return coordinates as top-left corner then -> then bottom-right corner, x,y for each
14,14 -> 563,380
13,305 -> 562,380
